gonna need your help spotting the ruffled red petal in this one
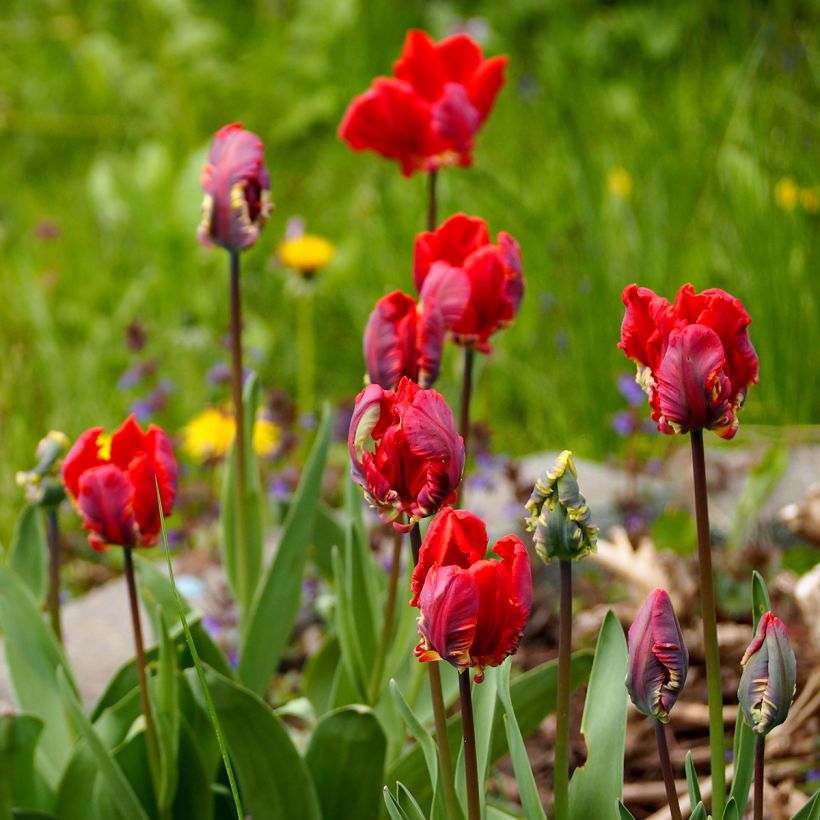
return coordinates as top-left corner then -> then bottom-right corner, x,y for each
62,427 -> 105,499
77,464 -> 137,551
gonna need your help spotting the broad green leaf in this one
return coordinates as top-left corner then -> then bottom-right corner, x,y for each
690,802 -> 707,820
187,668 -> 322,820
94,732 -> 156,819
722,796 -> 739,820
384,788 -> 410,820
332,542 -> 369,701
568,611 -> 628,820
10,811 -> 60,819
390,680 -> 438,798
238,404 -> 332,693
0,564 -> 78,786
220,372 -> 265,622
305,705 -> 387,820
684,750 -> 702,808
56,669 -> 150,820
310,502 -> 345,580
497,659 -> 546,820
0,714 -> 52,815
617,801 -> 636,819
384,783 -> 427,820
7,505 -> 47,602
388,651 -> 594,809
790,790 -> 820,820
153,612 -> 179,812
304,633 -> 342,717
171,722 -> 214,820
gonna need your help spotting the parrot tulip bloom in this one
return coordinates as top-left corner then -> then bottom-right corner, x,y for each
339,30 -> 507,176
738,612 -> 797,735
348,378 -> 464,531
626,589 -> 688,723
413,213 -> 523,352
363,263 -> 469,389
62,416 -> 177,551
412,508 -> 531,681
619,283 -> 759,439
197,123 -> 273,252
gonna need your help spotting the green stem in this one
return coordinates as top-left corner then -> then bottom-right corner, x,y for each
123,546 -> 162,800
45,507 -> 62,643
229,249 -> 250,620
754,734 -> 764,820
368,529 -> 403,704
412,523 -> 458,819
459,670 -> 480,820
296,283 -> 316,415
655,720 -> 682,820
554,558 -> 572,820
427,169 -> 438,231
459,347 -> 475,459
689,429 -> 726,818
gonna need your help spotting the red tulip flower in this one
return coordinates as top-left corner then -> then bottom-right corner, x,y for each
626,589 -> 688,723
412,508 -> 531,681
363,263 -> 469,389
197,122 -> 273,252
619,283 -> 759,439
348,377 -> 464,531
413,213 -> 524,352
339,30 -> 507,176
62,416 -> 178,551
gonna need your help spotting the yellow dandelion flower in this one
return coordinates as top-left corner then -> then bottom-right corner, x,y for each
799,187 -> 819,214
774,177 -> 798,211
607,166 -> 632,201
278,234 -> 335,276
182,407 -> 282,464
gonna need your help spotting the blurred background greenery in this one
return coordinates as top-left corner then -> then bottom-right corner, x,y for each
0,0 -> 817,533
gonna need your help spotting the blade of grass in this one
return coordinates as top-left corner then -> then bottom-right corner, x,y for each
155,482 -> 243,820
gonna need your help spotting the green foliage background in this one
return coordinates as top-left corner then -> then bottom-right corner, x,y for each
0,0 -> 817,531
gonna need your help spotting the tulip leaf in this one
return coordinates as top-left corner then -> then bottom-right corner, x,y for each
0,714 -> 52,815
220,372 -> 265,625
497,659 -> 547,820
383,783 -> 427,820
568,610 -> 628,820
751,570 -> 771,630
304,632 -> 342,717
684,750 -> 702,808
305,705 -> 387,820
187,667 -> 321,820
387,650 -> 594,809
617,802 -> 636,820
238,404 -> 332,694
690,801 -> 707,820
171,721 -> 214,820
56,668 -> 151,820
0,564 -> 79,787
722,796 -> 740,820
152,611 -> 179,813
332,541 -> 369,702
310,501 -> 346,580
7,504 -> 47,603
790,789 -> 819,820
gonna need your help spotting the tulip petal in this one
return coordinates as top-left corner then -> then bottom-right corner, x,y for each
619,284 -> 673,372
363,291 -> 420,389
432,83 -> 480,155
110,414 -> 148,471
77,464 -> 137,551
62,427 -> 105,499
413,213 -> 491,291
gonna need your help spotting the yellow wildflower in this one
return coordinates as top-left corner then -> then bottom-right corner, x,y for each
774,177 -> 798,211
799,187 -> 819,214
607,166 -> 632,201
181,407 -> 281,463
278,234 -> 335,276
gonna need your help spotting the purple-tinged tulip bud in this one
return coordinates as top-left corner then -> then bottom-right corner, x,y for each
738,612 -> 796,735
626,589 -> 688,723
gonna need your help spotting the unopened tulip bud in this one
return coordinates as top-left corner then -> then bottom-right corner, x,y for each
738,612 -> 796,735
16,431 -> 71,507
525,450 -> 597,562
626,589 -> 688,723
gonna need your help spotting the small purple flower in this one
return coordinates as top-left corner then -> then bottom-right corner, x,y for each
206,362 -> 231,387
611,411 -> 636,437
268,475 -> 292,501
299,412 -> 317,431
618,372 -> 646,408
626,589 -> 688,723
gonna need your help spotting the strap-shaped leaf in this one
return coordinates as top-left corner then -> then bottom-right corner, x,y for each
790,789 -> 819,820
684,750 -> 702,808
0,714 -> 51,815
7,505 -> 47,603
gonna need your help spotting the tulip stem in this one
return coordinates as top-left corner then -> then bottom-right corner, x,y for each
123,546 -> 162,801
427,169 -> 438,232
459,670 -> 481,820
229,249 -> 250,620
655,720 -> 682,820
459,347 -> 475,464
754,734 -> 765,820
368,529 -> 403,704
45,507 -> 62,643
689,429 -> 726,818
411,523 -> 458,820
554,558 -> 572,820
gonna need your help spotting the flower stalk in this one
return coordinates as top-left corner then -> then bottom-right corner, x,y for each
689,429 -> 725,817
553,557 -> 572,820
45,507 -> 62,643
459,669 -> 480,820
754,734 -> 764,820
427,169 -> 438,232
122,546 -> 161,798
459,347 -> 475,464
296,281 -> 316,415
655,720 -> 682,820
